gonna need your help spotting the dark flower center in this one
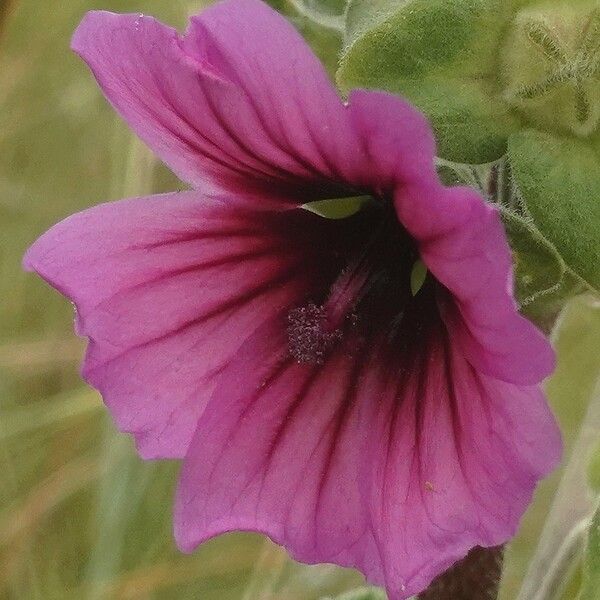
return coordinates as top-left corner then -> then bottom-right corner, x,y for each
287,201 -> 440,365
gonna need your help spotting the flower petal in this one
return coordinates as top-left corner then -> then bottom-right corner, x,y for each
72,2 -> 366,196
364,329 -> 561,598
347,89 -> 438,189
348,90 -> 554,384
420,187 -> 556,385
175,316 -> 383,578
174,313 -> 560,599
182,0 -> 367,186
24,192 -> 328,458
71,11 -> 245,191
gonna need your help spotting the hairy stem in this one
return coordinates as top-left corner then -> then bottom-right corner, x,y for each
418,546 -> 504,600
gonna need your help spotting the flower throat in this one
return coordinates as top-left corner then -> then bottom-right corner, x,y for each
287,202 -> 429,365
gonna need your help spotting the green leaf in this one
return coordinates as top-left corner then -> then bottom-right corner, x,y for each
342,0 -> 494,77
509,130 -> 600,294
302,194 -> 373,219
338,0 -> 518,162
279,0 -> 347,29
579,502 -> 600,600
301,0 -> 348,17
499,207 -> 570,323
343,0 -> 406,43
410,259 -> 428,296
392,77 -> 517,164
500,205 -> 585,320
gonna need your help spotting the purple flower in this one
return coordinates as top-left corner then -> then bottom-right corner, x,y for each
24,1 -> 561,597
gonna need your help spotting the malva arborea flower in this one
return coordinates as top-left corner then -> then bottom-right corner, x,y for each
24,0 -> 562,597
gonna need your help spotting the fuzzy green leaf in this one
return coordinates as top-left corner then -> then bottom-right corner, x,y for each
500,207 -> 569,323
393,77 -> 517,164
509,130 -> 600,294
269,0 -> 347,17
279,0 -> 347,27
301,0 -> 347,15
338,0 -> 518,162
344,0 -> 407,44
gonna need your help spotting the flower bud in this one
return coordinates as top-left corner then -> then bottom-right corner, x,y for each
502,1 -> 600,138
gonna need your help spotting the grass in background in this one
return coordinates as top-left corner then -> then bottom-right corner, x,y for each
0,1 -> 598,599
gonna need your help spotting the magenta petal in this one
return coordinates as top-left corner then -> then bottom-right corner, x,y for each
24,192 -> 321,458
72,2 -> 367,195
347,90 -> 438,188
416,187 -> 555,385
175,316 -> 383,577
71,12 -> 246,190
183,0 -> 367,186
348,89 -> 554,384
364,334 -> 561,598
174,316 -> 560,599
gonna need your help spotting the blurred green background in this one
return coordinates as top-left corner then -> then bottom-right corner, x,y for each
0,1 -> 598,599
